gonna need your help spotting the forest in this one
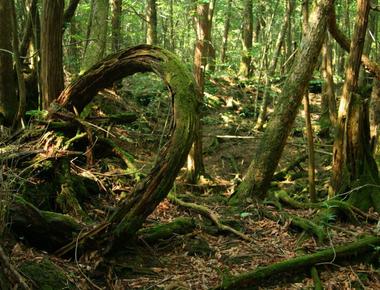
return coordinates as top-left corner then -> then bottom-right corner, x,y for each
1,0 -> 380,289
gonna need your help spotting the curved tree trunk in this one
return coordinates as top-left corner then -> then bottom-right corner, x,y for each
53,45 -> 198,254
230,0 -> 333,204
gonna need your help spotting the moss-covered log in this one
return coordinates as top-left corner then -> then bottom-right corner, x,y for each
51,45 -> 198,253
215,236 -> 380,290
137,217 -> 196,243
8,196 -> 81,252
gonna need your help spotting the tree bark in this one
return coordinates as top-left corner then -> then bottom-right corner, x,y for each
269,0 -> 293,74
111,0 -> 122,52
10,0 -> 26,128
220,0 -> 232,63
0,0 -> 17,126
81,0 -> 109,71
321,34 -> 337,129
239,0 -> 253,78
40,0 -> 64,109
186,2 -> 209,183
330,0 -> 371,196
230,0 -> 334,204
146,0 -> 157,45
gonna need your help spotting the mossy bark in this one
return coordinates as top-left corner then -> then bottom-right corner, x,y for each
137,217 -> 196,243
8,196 -> 81,252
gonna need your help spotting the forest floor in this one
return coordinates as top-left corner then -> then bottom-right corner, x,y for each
6,73 -> 380,289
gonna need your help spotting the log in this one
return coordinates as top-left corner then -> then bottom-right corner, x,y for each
137,217 -> 196,243
215,236 -> 380,290
8,196 -> 81,252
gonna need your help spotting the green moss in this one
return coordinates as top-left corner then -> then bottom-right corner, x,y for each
20,258 -> 75,290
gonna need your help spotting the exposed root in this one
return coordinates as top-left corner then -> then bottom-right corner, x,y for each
167,192 -> 254,242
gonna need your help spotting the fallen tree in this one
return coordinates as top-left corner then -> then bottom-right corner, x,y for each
215,235 -> 380,290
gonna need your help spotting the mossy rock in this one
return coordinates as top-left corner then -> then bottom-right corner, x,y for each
20,258 -> 75,290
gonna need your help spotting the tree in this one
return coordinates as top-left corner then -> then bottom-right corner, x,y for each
146,0 -> 157,45
239,0 -> 253,78
81,0 -> 109,71
111,0 -> 123,52
40,0 -> 64,109
0,0 -> 17,126
269,0 -> 294,74
230,0 -> 334,204
220,0 -> 232,63
330,0 -> 379,212
186,2 -> 209,183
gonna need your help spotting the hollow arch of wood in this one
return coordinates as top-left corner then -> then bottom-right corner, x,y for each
55,45 -> 198,245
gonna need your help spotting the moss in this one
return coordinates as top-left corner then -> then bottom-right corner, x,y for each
20,258 -> 75,290
138,217 -> 196,243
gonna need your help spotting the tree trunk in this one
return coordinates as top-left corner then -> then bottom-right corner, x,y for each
19,0 -> 37,58
40,0 -> 64,109
321,34 -> 337,129
81,0 -> 109,71
301,0 -> 316,202
303,93 -> 316,201
239,0 -> 253,78
230,0 -> 333,204
220,0 -> 232,63
63,0 -> 80,33
146,0 -> 157,45
370,79 -> 380,152
186,3 -> 209,183
269,0 -> 293,74
327,4 -> 380,80
111,0 -> 122,52
330,0 -> 371,196
206,0 -> 216,72
10,0 -> 26,128
0,0 -> 17,126
169,0 -> 175,50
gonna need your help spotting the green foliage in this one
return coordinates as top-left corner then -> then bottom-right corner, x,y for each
25,110 -> 48,120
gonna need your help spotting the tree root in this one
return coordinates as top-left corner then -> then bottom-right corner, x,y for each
214,235 -> 380,290
259,207 -> 325,241
311,266 -> 323,290
274,190 -> 378,223
167,193 -> 254,242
